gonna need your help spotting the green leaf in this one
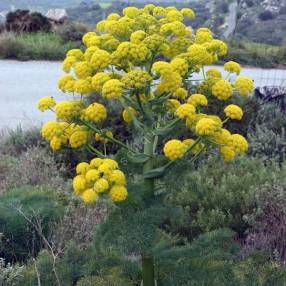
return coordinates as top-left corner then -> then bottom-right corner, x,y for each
153,119 -> 180,136
127,153 -> 150,164
132,117 -> 145,131
143,165 -> 167,179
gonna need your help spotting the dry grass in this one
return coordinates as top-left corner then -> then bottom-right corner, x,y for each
0,146 -> 69,193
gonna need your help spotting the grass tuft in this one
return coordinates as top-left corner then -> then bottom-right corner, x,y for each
0,32 -> 76,61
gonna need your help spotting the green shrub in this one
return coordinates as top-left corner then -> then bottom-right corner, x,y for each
234,252 -> 286,286
248,103 -> 286,162
0,258 -> 24,286
0,32 -> 25,59
16,33 -> 75,61
165,156 -> 285,237
243,174 -> 286,260
0,186 -> 65,262
18,264 -> 37,286
76,268 -> 133,286
0,32 -> 75,61
56,22 -> 89,45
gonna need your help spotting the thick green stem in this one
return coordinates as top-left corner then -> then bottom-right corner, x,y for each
143,128 -> 155,196
142,128 -> 156,286
142,255 -> 155,286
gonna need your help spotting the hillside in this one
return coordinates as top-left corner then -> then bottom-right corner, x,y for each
0,0 -> 93,11
1,0 -> 285,45
235,0 -> 286,45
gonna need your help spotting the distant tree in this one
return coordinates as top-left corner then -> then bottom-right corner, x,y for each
5,9 -> 51,33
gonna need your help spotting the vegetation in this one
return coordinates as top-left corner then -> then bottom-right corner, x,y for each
0,93 -> 285,285
0,3 -> 285,286
0,32 -> 75,60
5,10 -> 51,33
224,40 -> 286,68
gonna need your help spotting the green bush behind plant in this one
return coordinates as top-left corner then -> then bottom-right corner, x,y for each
0,186 -> 65,262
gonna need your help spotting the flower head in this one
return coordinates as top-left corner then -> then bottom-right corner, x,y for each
37,96 -> 56,112
163,139 -> 186,161
224,104 -> 243,120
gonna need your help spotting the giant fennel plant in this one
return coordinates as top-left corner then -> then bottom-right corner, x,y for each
38,4 -> 253,285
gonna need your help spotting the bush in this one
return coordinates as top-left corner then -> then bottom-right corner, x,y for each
164,156 -> 285,238
76,269 -> 133,286
0,146 -> 68,193
243,174 -> 286,260
0,32 -> 75,61
0,258 -> 24,286
0,126 -> 44,156
259,10 -> 275,21
0,186 -> 65,262
16,32 -> 75,60
248,103 -> 286,162
234,252 -> 286,286
56,22 -> 89,45
6,10 -> 51,33
0,32 -> 25,59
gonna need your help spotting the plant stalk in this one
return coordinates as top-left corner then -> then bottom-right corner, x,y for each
142,127 -> 156,286
142,255 -> 155,286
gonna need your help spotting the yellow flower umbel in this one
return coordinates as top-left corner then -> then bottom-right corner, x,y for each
195,118 -> 221,136
224,61 -> 241,75
72,158 -> 128,204
83,103 -> 107,122
212,80 -> 233,101
187,94 -> 208,107
37,96 -> 56,112
235,76 -> 254,96
175,104 -> 196,120
163,140 -> 187,161
224,104 -> 243,120
102,79 -> 124,99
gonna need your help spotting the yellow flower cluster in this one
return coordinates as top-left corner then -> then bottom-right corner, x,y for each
206,69 -> 222,79
73,158 -> 128,204
224,61 -> 241,75
83,102 -> 107,122
235,76 -> 254,96
122,107 -> 138,123
41,122 -> 89,151
102,79 -> 123,99
195,118 -> 221,136
122,70 -> 152,89
224,104 -> 243,120
55,100 -> 84,121
212,80 -> 233,101
37,96 -> 56,112
92,72 -> 111,93
163,139 -> 187,161
175,104 -> 196,119
173,88 -> 187,99
187,94 -> 208,107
